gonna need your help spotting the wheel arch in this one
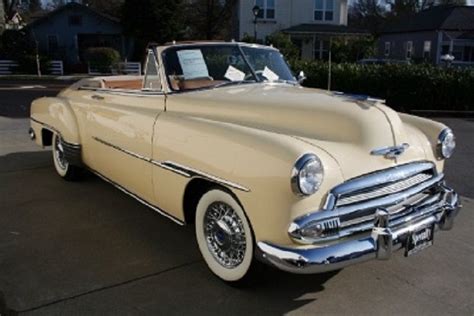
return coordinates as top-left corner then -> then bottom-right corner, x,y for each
182,177 -> 248,225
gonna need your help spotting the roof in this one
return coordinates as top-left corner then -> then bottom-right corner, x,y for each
27,2 -> 120,28
381,5 -> 474,34
282,24 -> 369,35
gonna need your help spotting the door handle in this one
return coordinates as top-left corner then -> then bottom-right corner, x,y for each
91,95 -> 104,101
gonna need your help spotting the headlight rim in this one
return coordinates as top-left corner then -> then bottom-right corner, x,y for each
291,153 -> 324,196
438,128 -> 456,159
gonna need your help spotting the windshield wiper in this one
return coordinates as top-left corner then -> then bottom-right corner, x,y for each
264,79 -> 297,85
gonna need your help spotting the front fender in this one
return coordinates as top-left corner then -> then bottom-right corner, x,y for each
30,97 -> 81,145
398,113 -> 447,172
154,112 -> 343,245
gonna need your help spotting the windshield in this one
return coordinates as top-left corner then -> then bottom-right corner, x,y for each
162,44 -> 295,91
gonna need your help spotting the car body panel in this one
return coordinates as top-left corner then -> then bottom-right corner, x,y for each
29,42 -> 451,249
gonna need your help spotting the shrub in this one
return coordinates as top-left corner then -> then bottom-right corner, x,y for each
266,32 -> 300,61
84,47 -> 121,73
290,60 -> 474,112
15,54 -> 52,75
0,29 -> 35,59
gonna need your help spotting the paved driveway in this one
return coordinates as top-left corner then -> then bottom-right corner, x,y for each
0,81 -> 473,315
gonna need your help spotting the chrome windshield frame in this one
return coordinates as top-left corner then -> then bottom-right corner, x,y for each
159,42 -> 295,93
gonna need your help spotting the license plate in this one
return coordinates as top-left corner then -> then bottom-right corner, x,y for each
405,225 -> 434,257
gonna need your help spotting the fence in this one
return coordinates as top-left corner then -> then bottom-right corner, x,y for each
88,62 -> 142,76
0,60 -> 64,75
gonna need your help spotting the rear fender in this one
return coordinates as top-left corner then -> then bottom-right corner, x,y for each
30,97 -> 81,146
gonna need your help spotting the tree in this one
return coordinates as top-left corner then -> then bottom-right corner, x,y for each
83,0 -> 124,17
348,0 -> 387,35
437,0 -> 466,5
28,0 -> 42,13
0,0 -> 5,35
122,0 -> 185,58
184,0 -> 238,40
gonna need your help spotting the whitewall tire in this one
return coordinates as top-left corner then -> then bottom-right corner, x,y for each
195,189 -> 256,282
52,133 -> 80,181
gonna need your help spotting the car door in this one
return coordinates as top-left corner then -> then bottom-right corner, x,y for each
76,50 -> 165,203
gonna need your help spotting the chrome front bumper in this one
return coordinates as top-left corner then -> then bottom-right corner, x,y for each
257,181 -> 461,274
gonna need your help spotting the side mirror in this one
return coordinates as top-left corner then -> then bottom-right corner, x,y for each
297,70 -> 306,84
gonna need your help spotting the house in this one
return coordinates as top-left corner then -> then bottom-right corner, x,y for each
377,5 -> 474,66
234,0 -> 368,59
5,11 -> 25,30
26,2 -> 134,65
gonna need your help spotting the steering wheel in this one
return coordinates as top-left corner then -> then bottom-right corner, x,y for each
244,70 -> 265,81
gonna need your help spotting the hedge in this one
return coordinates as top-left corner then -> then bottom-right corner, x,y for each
290,60 -> 474,112
84,47 -> 121,73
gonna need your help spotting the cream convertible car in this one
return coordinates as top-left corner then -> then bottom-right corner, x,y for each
30,42 -> 461,283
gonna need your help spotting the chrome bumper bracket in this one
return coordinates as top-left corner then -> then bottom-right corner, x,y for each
257,185 -> 461,274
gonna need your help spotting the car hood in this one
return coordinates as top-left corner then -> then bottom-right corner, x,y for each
167,83 -> 429,180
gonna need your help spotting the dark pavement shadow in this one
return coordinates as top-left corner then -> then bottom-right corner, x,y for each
0,151 -> 338,314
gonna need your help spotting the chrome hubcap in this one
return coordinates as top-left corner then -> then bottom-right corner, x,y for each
54,135 -> 68,170
203,201 -> 247,268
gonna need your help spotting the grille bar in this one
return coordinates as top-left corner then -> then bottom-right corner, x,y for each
337,173 -> 432,206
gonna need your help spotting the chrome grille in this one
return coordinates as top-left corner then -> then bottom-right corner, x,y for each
336,173 -> 432,206
333,162 -> 441,236
289,162 -> 449,245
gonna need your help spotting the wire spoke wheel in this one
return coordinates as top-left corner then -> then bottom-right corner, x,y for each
54,134 -> 68,170
203,201 -> 247,268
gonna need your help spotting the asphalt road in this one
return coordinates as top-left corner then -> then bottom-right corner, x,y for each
0,81 -> 473,315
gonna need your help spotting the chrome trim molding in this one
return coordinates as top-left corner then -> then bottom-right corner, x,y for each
370,143 -> 409,159
90,168 -> 185,225
92,137 -> 250,192
437,128 -> 455,159
162,161 -> 250,192
290,153 -> 323,196
256,184 -> 460,274
288,161 -> 439,244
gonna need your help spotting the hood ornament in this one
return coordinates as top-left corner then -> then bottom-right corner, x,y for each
371,143 -> 409,159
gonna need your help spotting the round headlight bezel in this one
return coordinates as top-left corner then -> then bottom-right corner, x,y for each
291,153 -> 324,196
438,128 -> 456,159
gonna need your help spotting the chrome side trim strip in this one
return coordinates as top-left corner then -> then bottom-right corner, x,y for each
162,161 -> 251,192
89,168 -> 185,226
30,117 -> 81,146
92,137 -> 250,192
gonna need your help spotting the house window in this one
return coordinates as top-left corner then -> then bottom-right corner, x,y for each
423,41 -> 431,59
256,0 -> 275,19
47,35 -> 59,54
405,41 -> 413,59
314,39 -> 330,60
68,15 -> 83,26
384,42 -> 390,57
314,0 -> 334,21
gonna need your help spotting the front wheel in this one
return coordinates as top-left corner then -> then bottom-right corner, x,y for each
195,189 -> 260,283
52,133 -> 81,181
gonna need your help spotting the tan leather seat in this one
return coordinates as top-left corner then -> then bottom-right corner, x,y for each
102,79 -> 143,90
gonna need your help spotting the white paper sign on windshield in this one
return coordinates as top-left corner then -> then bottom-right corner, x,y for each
177,49 -> 209,79
262,66 -> 279,81
224,65 -> 245,81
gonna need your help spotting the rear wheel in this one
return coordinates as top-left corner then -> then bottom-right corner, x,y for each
52,133 -> 81,181
195,188 -> 260,284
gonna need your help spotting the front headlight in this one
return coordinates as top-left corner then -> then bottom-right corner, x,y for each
291,154 -> 324,196
438,128 -> 456,159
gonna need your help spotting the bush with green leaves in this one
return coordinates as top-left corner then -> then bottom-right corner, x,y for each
291,60 -> 474,112
15,55 -> 52,75
84,47 -> 121,73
